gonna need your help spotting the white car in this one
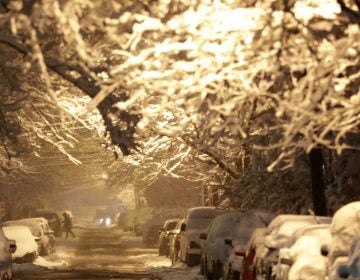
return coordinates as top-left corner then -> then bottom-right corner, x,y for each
2,226 -> 38,263
180,207 -> 225,266
256,214 -> 332,280
0,227 -> 16,280
276,224 -> 331,280
323,201 -> 360,279
2,218 -> 55,255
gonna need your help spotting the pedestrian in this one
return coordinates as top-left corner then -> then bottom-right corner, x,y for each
62,211 -> 75,238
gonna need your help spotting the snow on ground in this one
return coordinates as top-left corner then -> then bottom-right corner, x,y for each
141,263 -> 205,280
128,253 -> 171,267
13,256 -> 67,273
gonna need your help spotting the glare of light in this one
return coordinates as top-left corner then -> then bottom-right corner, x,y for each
105,218 -> 111,226
293,0 -> 340,23
99,218 -> 104,224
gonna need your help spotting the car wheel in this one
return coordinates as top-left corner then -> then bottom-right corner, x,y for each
185,253 -> 198,267
211,261 -> 222,280
231,270 -> 241,280
200,254 -> 206,275
159,244 -> 164,256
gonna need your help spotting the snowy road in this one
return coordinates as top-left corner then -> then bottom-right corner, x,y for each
12,224 -> 205,279
13,270 -> 150,279
12,224 -> 169,279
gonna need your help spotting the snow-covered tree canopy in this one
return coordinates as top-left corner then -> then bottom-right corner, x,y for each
0,0 -> 359,184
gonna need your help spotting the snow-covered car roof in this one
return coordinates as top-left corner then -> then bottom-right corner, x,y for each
265,215 -> 332,250
2,218 -> 49,237
266,214 -> 331,234
328,201 -> 360,265
290,224 -> 331,245
185,207 -> 224,219
204,209 -> 274,262
286,225 -> 332,257
2,226 -> 38,259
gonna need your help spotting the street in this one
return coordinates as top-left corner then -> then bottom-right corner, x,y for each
13,224 -> 169,279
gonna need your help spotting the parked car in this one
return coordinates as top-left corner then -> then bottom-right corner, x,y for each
180,207 -> 225,266
322,201 -> 360,280
158,218 -> 180,257
33,209 -> 62,237
337,237 -> 360,279
276,224 -> 331,280
221,209 -> 275,280
2,226 -> 38,264
0,227 -> 16,280
247,227 -> 268,280
2,218 -> 55,255
169,218 -> 185,264
143,224 -> 162,246
256,214 -> 332,280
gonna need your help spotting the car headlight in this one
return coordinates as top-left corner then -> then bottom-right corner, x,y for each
105,218 -> 112,226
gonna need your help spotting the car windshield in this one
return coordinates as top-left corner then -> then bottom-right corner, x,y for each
187,217 -> 214,230
166,221 -> 178,231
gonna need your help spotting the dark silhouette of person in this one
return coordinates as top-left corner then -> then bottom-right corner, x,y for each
62,212 -> 75,238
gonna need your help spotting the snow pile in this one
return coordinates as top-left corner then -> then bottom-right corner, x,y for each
13,256 -> 67,273
264,215 -> 331,250
34,256 -> 67,268
293,0 -> 341,23
281,225 -> 332,280
207,209 -> 273,263
2,226 -> 37,259
327,202 -> 360,278
128,253 -> 171,268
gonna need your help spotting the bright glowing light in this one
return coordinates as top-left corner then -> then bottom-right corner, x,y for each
293,0 -> 340,23
99,218 -> 104,224
105,218 -> 111,226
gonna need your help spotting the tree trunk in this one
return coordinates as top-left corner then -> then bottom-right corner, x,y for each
309,149 -> 328,215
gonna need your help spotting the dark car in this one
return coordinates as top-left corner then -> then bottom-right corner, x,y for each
200,209 -> 274,280
158,218 -> 180,257
33,209 -> 62,237
143,224 -> 162,246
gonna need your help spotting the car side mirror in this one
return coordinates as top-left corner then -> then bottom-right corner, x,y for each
8,240 -> 16,254
200,233 -> 207,240
338,265 -> 350,279
225,239 -> 233,246
320,244 -> 329,257
180,223 -> 186,232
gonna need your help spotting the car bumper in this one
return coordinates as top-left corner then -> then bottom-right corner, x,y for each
13,252 -> 37,264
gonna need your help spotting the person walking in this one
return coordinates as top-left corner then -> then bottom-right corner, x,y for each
62,212 -> 75,238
